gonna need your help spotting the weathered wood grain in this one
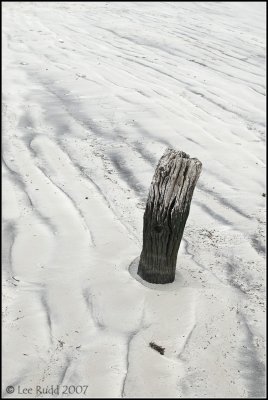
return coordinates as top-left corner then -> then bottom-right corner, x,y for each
138,148 -> 202,283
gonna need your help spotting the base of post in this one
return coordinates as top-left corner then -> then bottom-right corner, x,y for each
137,265 -> 175,284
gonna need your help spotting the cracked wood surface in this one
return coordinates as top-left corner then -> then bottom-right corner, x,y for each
138,149 -> 202,283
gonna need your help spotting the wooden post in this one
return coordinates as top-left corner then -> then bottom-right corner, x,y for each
138,148 -> 202,284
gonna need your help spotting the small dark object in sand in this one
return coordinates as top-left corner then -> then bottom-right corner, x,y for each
149,341 -> 165,355
262,193 -> 266,197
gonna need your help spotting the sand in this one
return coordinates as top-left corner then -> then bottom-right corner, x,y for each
2,2 -> 266,398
